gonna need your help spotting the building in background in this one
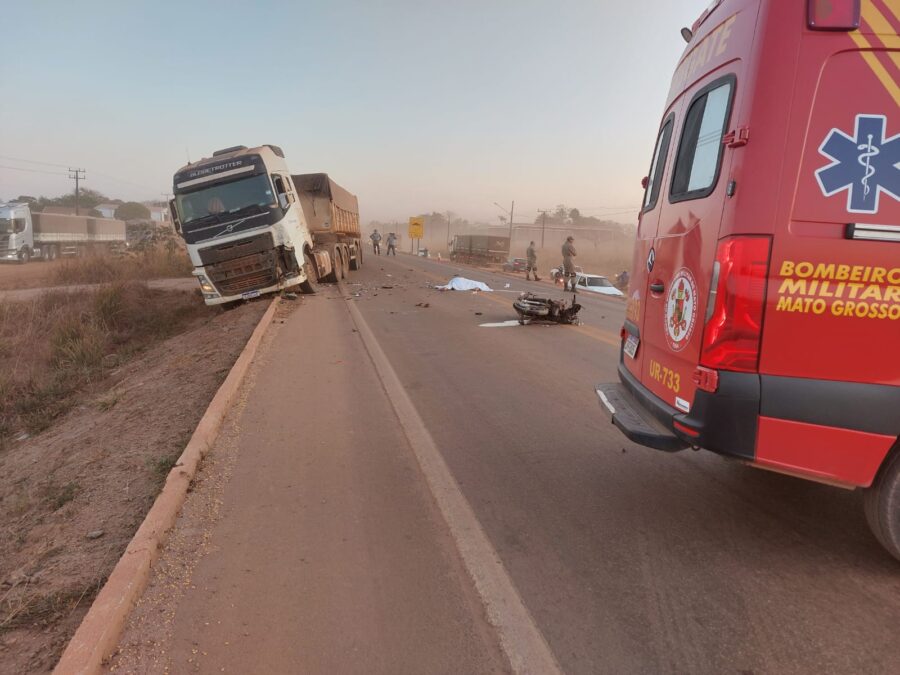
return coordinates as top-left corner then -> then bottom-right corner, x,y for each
95,203 -> 120,218
147,205 -> 169,224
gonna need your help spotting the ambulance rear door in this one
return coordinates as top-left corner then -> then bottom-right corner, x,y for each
637,5 -> 758,416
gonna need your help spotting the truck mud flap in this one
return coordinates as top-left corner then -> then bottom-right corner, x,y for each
596,382 -> 688,452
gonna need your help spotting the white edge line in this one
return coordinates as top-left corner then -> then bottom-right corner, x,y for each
340,283 -> 563,675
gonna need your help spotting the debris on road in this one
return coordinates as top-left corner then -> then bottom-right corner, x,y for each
436,277 -> 493,292
415,302 -> 431,308
479,320 -> 522,328
86,530 -> 105,540
513,292 -> 582,325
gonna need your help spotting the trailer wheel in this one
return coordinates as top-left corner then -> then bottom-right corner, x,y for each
341,246 -> 350,277
351,245 -> 362,270
329,249 -> 343,283
863,444 -> 900,562
299,251 -> 318,294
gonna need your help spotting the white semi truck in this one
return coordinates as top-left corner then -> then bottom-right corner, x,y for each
169,145 -> 362,305
0,203 -> 126,263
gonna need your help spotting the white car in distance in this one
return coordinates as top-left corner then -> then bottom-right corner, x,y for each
573,272 -> 624,297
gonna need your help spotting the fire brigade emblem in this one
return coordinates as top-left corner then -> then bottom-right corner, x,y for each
664,268 -> 697,352
815,114 -> 900,214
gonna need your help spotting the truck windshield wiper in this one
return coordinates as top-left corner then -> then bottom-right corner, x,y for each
226,203 -> 267,218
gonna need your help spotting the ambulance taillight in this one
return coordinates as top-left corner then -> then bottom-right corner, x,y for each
699,237 -> 772,373
807,0 -> 861,31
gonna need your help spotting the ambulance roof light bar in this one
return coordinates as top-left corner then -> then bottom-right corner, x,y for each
808,0 -> 861,31
846,223 -> 900,243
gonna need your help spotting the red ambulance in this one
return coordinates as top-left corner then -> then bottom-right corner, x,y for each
597,0 -> 900,559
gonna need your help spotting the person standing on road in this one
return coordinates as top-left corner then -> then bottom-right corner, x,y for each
525,241 -> 541,281
370,229 -> 382,255
562,236 -> 577,292
386,232 -> 397,256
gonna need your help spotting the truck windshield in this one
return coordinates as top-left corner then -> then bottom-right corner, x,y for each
0,217 -> 24,234
175,174 -> 275,225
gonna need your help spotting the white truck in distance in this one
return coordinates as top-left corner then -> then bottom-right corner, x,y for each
169,145 -> 362,305
0,203 -> 126,263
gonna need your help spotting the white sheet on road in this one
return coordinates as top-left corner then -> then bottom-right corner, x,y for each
436,277 -> 493,292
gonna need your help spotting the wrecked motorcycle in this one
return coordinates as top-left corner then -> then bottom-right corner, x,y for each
513,292 -> 582,325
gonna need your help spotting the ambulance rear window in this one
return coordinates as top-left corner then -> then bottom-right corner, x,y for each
670,76 -> 734,201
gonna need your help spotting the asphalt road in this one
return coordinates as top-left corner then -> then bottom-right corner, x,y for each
112,253 -> 900,675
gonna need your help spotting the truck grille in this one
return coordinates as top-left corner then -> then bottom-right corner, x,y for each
207,249 -> 277,295
199,233 -> 278,296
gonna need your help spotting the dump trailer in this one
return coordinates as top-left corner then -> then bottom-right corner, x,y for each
450,234 -> 510,264
0,203 -> 126,263
292,173 -> 362,282
169,144 -> 361,305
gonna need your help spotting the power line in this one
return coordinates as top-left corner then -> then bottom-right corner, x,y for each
0,155 -> 71,169
0,164 -> 69,176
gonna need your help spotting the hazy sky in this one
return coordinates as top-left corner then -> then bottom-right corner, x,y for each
0,1 -> 699,225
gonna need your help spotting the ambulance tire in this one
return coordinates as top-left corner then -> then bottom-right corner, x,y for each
299,251 -> 317,295
863,445 -> 900,562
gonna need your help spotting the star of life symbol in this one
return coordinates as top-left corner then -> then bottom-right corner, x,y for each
815,114 -> 900,214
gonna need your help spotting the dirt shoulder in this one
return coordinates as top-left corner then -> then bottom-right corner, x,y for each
0,296 -> 267,674
0,261 -> 64,291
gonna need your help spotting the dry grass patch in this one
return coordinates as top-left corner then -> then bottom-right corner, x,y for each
51,247 -> 193,286
0,282 -> 211,446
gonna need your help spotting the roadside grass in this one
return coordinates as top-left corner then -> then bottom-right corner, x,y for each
51,246 -> 193,286
0,282 -> 212,448
146,449 -> 183,488
1,579 -> 103,633
41,481 -> 80,511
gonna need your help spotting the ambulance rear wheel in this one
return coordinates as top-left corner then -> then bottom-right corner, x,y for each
863,445 -> 900,562
299,251 -> 317,294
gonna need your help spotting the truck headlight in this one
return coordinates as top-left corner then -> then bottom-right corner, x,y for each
197,275 -> 217,295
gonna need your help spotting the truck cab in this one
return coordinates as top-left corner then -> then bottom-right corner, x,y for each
0,203 -> 34,263
170,144 -> 321,304
598,0 -> 900,558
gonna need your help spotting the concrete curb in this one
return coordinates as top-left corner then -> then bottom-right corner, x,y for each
54,298 -> 280,675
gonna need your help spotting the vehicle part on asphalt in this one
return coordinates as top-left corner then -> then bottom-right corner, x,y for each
513,292 -> 581,325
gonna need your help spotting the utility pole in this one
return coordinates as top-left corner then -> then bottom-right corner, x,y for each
537,209 -> 550,248
508,200 -> 515,241
446,211 -> 451,250
68,167 -> 86,215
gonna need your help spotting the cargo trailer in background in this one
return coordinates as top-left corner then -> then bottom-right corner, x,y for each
449,234 -> 510,264
0,203 -> 126,263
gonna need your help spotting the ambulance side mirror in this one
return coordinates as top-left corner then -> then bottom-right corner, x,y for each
641,176 -> 649,189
